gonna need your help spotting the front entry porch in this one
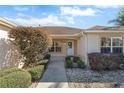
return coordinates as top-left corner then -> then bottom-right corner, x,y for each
48,39 -> 78,57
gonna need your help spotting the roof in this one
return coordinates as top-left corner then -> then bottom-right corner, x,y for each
0,17 -> 17,28
86,25 -> 124,33
88,25 -> 108,30
40,26 -> 82,35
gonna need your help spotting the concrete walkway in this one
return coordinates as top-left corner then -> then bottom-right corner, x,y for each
36,57 -> 69,88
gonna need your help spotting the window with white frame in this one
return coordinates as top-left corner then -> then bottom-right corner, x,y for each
100,37 -> 123,53
49,41 -> 61,53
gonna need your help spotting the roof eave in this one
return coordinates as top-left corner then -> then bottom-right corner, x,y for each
0,17 -> 17,28
85,30 -> 124,33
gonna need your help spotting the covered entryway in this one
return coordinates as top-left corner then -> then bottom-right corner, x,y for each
48,39 -> 77,57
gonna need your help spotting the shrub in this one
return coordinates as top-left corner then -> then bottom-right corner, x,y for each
88,53 -> 124,70
73,56 -> 80,63
65,56 -> 71,61
43,54 -> 51,60
0,69 -> 31,88
27,65 -> 44,81
0,68 -> 23,77
77,59 -> 85,68
36,60 -> 49,70
9,26 -> 52,67
65,59 -> 73,68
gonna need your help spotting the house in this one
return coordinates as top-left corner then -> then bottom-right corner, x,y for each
44,26 -> 124,65
0,17 -> 17,39
0,17 -> 124,66
0,17 -> 17,69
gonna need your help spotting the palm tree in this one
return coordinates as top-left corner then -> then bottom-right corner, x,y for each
109,9 -> 124,26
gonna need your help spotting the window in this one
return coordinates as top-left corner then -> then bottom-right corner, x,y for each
100,37 -> 123,53
101,37 -> 111,53
49,41 -> 61,52
112,37 -> 123,53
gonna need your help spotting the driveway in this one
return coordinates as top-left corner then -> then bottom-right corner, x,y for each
36,57 -> 69,88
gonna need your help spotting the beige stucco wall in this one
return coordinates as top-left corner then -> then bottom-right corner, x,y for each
77,36 -> 85,60
86,33 -> 124,54
87,33 -> 100,53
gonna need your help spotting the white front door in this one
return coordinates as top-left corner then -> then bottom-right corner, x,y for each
67,41 -> 74,56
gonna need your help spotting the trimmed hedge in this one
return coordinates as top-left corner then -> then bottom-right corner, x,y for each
0,68 -> 23,77
27,65 -> 44,81
36,60 -> 49,70
88,53 -> 124,70
0,68 -> 31,88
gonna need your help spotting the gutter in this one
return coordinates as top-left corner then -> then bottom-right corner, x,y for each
85,30 -> 124,33
0,17 -> 17,28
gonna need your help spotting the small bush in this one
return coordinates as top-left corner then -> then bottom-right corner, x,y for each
73,56 -> 80,63
65,59 -> 73,68
88,53 -> 124,70
36,60 -> 49,70
43,54 -> 51,60
65,56 -> 71,61
27,65 -> 44,81
0,69 -> 31,88
77,60 -> 85,68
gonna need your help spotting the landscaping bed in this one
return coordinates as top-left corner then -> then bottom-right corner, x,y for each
66,68 -> 124,88
88,53 -> 124,70
65,56 -> 85,68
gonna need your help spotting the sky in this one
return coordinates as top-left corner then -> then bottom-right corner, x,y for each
0,5 -> 124,29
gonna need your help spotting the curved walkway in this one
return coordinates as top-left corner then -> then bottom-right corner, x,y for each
36,57 -> 69,88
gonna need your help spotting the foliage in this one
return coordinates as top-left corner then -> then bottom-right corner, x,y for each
109,8 -> 124,26
9,26 -> 52,67
27,65 -> 44,81
65,56 -> 72,61
65,56 -> 85,68
36,60 -> 49,70
43,54 -> 51,60
73,56 -> 81,63
88,53 -> 124,70
0,67 -> 23,77
0,68 -> 31,88
66,59 -> 73,68
77,59 -> 85,68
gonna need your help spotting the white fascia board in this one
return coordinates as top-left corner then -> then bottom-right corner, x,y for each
85,30 -> 124,33
0,17 -> 17,27
50,32 -> 84,37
